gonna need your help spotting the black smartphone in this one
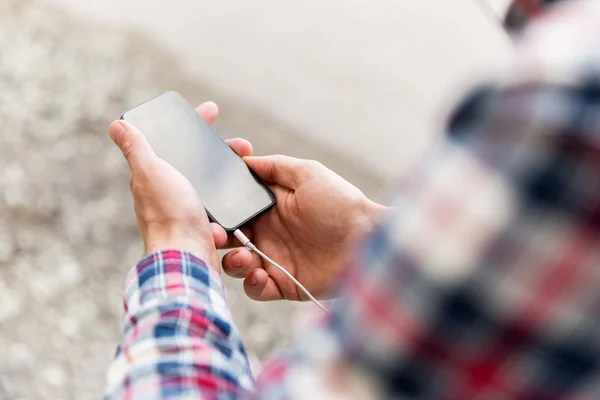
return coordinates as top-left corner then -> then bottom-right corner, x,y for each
121,90 -> 276,231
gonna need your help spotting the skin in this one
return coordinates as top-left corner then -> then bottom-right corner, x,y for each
212,156 -> 385,301
109,102 -> 385,302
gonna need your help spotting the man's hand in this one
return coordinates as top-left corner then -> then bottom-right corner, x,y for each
212,153 -> 386,301
108,102 -> 252,272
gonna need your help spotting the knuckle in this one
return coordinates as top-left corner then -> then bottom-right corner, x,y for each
129,170 -> 151,197
120,134 -> 136,160
308,159 -> 322,168
272,161 -> 284,178
305,159 -> 323,172
267,155 -> 283,175
269,154 -> 285,164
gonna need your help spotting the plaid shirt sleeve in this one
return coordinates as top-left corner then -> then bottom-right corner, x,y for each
104,250 -> 254,399
253,85 -> 600,399
504,0 -> 569,33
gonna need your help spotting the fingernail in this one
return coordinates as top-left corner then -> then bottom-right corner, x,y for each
205,101 -> 218,112
109,121 -> 127,144
231,252 -> 241,268
250,274 -> 258,286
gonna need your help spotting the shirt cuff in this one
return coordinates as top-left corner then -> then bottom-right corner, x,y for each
123,250 -> 230,323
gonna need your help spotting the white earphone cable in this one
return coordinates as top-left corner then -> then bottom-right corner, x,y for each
233,229 -> 329,314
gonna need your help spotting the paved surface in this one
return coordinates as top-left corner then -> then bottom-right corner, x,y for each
44,0 -> 513,177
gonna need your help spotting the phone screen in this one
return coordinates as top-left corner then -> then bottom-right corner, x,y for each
121,91 -> 275,231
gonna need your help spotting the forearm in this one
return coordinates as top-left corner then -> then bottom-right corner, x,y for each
104,250 -> 253,399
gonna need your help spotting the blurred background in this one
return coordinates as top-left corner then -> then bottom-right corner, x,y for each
0,0 -> 512,398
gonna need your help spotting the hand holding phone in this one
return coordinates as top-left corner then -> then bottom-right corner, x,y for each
109,100 -> 256,269
112,91 -> 381,302
216,152 -> 386,303
121,91 -> 276,232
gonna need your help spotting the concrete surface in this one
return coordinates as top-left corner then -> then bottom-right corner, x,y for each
43,0 -> 514,177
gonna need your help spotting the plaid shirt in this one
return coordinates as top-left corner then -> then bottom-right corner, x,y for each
105,1 -> 600,398
504,0 -> 564,32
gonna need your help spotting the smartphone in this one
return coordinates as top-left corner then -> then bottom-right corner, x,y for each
121,90 -> 276,231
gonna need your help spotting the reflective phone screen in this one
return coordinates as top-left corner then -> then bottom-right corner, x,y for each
122,91 -> 275,230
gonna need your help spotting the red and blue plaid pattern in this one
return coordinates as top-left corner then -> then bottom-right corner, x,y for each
105,250 -> 254,399
105,1 -> 600,398
504,0 -> 569,31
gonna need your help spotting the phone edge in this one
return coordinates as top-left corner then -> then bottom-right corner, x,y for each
120,90 -> 277,233
121,90 -> 174,121
219,190 -> 276,232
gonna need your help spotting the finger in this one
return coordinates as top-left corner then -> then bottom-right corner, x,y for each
210,223 -> 228,249
108,120 -> 156,171
195,101 -> 219,124
244,155 -> 312,189
243,269 -> 284,301
226,138 -> 253,157
222,248 -> 262,278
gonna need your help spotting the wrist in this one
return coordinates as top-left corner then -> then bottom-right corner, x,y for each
145,238 -> 211,260
144,225 -> 219,271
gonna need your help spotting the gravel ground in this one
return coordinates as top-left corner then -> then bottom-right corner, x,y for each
0,1 -> 385,398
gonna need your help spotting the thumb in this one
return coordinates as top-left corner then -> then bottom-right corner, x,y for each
244,155 -> 311,189
108,120 -> 156,171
